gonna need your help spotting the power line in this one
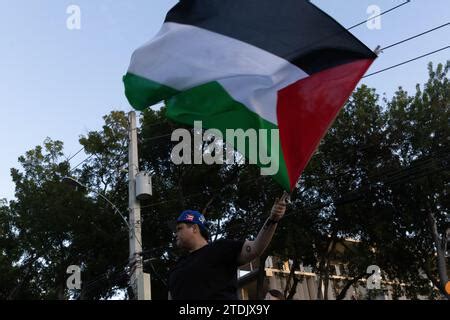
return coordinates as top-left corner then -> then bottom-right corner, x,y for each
380,22 -> 450,51
81,259 -> 130,289
68,129 -> 172,171
75,256 -> 135,299
78,269 -> 130,298
346,0 -> 411,30
142,120 -> 173,129
139,175 -> 266,213
142,133 -> 172,142
144,258 -> 168,287
70,153 -> 95,172
67,147 -> 85,163
277,1 -> 411,63
69,231 -> 147,298
363,46 -> 450,78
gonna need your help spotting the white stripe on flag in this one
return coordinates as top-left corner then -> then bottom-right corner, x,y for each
128,22 -> 309,125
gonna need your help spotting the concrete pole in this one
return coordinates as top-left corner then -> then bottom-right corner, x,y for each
128,111 -> 151,300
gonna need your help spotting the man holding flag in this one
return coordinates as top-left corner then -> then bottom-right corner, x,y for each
169,195 -> 287,300
123,0 -> 377,300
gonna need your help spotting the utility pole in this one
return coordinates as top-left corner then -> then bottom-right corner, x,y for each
128,111 -> 151,300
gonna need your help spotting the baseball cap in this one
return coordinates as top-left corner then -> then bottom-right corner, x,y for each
175,210 -> 207,231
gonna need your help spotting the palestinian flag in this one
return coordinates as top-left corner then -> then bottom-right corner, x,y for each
123,0 -> 377,191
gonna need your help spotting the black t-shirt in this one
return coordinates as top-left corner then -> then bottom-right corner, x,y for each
168,239 -> 245,300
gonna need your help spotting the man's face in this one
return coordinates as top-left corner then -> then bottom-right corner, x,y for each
175,223 -> 195,249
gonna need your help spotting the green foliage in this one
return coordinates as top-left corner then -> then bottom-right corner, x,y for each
2,61 -> 448,300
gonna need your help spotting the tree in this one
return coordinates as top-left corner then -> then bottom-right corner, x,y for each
381,61 -> 449,298
0,199 -> 25,299
258,62 -> 448,300
7,138 -> 129,299
4,61 -> 447,300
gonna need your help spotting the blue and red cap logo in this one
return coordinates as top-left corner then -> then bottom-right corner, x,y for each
176,210 -> 207,231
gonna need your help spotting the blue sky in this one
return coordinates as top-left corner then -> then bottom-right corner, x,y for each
0,0 -> 449,201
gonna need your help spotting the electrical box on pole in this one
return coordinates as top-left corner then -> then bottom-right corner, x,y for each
136,172 -> 152,200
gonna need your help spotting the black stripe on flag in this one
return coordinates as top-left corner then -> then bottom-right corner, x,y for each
165,0 -> 377,75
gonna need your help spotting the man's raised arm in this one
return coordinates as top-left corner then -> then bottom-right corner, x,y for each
238,194 -> 288,265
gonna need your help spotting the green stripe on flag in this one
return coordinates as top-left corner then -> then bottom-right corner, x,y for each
123,73 -> 179,110
123,73 -> 290,190
166,81 -> 290,190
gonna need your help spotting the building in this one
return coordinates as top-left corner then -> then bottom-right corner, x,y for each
237,239 -> 415,300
